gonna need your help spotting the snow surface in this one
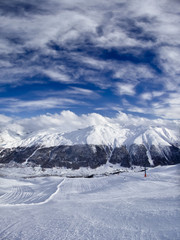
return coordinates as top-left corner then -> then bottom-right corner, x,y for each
0,123 -> 179,149
0,165 -> 179,240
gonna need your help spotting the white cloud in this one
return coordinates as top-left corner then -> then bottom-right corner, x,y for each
66,87 -> 100,98
153,92 -> 180,119
140,91 -> 164,101
17,110 -> 111,133
78,56 -> 107,70
0,0 -> 179,57
43,69 -> 72,83
153,104 -> 180,120
32,87 -> 100,100
0,1 -> 179,82
1,110 -> 179,136
0,114 -> 12,125
159,47 -> 180,75
0,97 -> 82,112
0,0 -> 180,120
152,91 -> 164,97
120,90 -> 180,120
113,64 -> 155,81
116,83 -> 136,96
140,92 -> 152,101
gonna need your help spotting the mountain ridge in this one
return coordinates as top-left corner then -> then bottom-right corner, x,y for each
0,123 -> 179,169
0,124 -> 179,148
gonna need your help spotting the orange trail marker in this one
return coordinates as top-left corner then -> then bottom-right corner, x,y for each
144,167 -> 147,177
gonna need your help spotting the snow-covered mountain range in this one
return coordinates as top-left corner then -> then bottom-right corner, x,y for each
0,123 -> 179,148
0,120 -> 179,168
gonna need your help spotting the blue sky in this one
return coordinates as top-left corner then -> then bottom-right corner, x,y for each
0,0 -> 180,120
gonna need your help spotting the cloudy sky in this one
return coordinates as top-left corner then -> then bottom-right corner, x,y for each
0,0 -> 180,120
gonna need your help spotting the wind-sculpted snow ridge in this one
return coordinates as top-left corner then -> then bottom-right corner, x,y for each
0,123 -> 179,169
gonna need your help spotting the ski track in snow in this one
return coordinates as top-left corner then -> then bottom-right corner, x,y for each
0,165 -> 180,240
0,178 -> 64,206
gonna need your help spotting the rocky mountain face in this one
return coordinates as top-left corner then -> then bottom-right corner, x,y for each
0,124 -> 179,169
0,144 -> 179,169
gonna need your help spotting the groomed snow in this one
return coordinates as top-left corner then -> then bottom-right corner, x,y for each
0,165 -> 179,240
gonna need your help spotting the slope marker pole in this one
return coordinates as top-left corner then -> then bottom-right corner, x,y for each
144,167 -> 147,177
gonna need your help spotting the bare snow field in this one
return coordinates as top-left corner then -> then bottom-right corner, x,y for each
0,165 -> 180,240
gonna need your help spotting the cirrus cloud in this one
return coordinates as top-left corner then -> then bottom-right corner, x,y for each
0,0 -> 180,119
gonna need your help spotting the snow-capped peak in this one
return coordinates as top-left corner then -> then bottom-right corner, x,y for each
0,123 -> 179,149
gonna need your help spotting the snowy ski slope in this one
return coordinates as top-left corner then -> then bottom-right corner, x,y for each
0,164 -> 179,240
